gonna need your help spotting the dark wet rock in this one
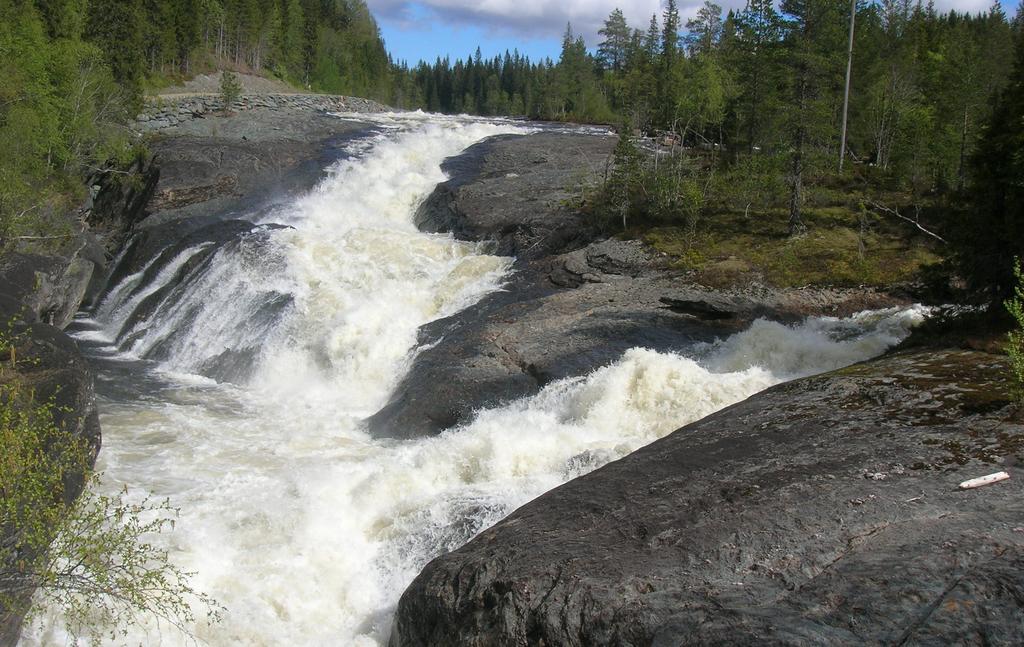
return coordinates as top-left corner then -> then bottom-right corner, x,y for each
659,297 -> 741,320
143,136 -> 311,218
0,252 -> 95,329
85,150 -> 160,253
391,349 -> 1024,646
104,218 -> 270,303
13,322 -> 102,459
367,255 -> 757,439
415,132 -> 616,259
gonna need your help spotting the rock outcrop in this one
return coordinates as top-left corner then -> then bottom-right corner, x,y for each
0,260 -> 105,647
134,93 -> 389,133
414,133 -> 613,259
367,132 -> 905,439
391,348 -> 1024,646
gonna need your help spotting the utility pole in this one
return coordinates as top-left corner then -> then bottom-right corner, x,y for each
839,0 -> 856,173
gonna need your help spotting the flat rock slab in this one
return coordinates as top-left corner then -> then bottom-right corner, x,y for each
391,348 -> 1024,646
141,113 -> 373,229
415,132 -> 615,259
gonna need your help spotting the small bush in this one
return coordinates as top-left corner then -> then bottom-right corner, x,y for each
0,327 -> 218,641
220,70 -> 242,109
1005,259 -> 1024,404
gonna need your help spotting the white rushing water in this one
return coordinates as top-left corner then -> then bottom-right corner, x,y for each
25,113 -> 927,646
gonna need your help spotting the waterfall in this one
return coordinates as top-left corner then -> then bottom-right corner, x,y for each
24,112 -> 927,646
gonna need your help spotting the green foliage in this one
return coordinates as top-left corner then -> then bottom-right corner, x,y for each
642,205 -> 941,288
595,131 -> 714,243
220,69 -> 242,107
952,25 -> 1024,296
85,0 -> 144,110
715,153 -> 787,218
0,337 -> 218,640
602,129 -> 643,230
1006,259 -> 1024,403
0,0 -> 135,250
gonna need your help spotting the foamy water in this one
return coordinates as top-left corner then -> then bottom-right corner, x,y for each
24,113 -> 926,646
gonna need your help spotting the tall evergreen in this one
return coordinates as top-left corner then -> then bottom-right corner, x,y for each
598,8 -> 630,72
780,0 -> 847,234
685,1 -> 725,56
957,26 -> 1024,294
85,0 -> 144,107
731,0 -> 785,152
658,0 -> 682,126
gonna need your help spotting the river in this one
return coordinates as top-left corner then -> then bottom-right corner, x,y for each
24,112 -> 925,646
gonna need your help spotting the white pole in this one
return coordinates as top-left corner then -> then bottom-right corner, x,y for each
839,0 -> 856,173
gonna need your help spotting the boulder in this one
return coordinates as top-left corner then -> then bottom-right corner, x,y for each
415,132 -> 615,259
391,348 -> 1024,646
0,252 -> 95,329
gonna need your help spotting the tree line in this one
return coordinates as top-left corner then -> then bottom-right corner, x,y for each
95,0 -> 395,102
0,0 -> 399,246
396,1 -> 1023,294
400,1 -> 1019,192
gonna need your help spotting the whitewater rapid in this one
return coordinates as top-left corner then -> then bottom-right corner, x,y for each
25,113 -> 927,646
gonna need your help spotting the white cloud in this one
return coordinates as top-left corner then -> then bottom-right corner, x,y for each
368,0 -> 664,44
368,0 -> 1015,49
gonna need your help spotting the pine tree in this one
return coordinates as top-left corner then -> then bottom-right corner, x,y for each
662,0 -> 681,63
780,0 -> 847,235
85,0 -> 144,108
731,0 -> 785,152
598,8 -> 630,72
956,26 -> 1024,294
658,0 -> 682,127
644,14 -> 661,60
685,1 -> 724,56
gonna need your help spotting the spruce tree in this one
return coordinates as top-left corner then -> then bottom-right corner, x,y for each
598,8 -> 630,72
85,0 -> 144,108
957,27 -> 1024,295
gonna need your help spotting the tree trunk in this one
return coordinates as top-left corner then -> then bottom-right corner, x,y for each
789,68 -> 808,237
789,143 -> 805,236
957,107 -> 969,191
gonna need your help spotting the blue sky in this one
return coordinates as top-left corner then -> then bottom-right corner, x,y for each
369,0 -> 1020,67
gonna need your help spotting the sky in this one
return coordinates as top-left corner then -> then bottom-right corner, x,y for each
369,0 -> 1019,66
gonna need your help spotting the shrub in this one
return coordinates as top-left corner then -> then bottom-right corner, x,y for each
0,329 -> 218,641
1006,259 -> 1024,404
220,70 -> 242,109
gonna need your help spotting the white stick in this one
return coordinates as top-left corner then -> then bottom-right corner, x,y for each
958,471 -> 1010,490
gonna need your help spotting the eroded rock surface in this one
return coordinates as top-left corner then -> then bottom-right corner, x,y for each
391,349 -> 1024,646
415,133 -> 615,259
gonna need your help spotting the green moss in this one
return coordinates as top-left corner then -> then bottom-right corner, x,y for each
642,205 -> 942,288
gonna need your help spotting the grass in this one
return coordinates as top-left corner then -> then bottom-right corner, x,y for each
639,204 -> 943,289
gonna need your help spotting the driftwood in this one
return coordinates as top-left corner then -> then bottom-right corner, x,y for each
957,471 -> 1010,490
866,200 -> 947,244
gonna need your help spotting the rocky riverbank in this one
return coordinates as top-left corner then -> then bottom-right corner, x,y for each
0,155 -> 144,646
135,93 -> 389,134
0,96 -> 379,646
391,347 -> 1023,645
371,129 -> 1023,644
